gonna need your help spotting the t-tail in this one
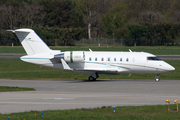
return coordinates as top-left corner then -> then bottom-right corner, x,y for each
11,29 -> 51,55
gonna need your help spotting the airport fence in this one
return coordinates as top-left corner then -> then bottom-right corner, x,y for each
75,38 -> 125,46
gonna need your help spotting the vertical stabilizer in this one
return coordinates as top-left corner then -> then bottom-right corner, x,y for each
13,28 -> 51,55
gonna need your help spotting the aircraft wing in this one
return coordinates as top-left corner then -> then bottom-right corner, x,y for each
60,58 -> 129,74
74,68 -> 118,72
73,67 -> 129,73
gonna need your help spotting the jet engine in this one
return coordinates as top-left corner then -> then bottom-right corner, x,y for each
64,51 -> 85,63
54,51 -> 85,63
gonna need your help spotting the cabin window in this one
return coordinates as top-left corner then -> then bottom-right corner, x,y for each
108,57 -> 110,61
132,58 -> 135,62
147,57 -> 162,61
120,58 -> 122,62
126,58 -> 129,62
95,57 -> 97,61
114,58 -> 116,61
89,57 -> 91,61
101,58 -> 104,61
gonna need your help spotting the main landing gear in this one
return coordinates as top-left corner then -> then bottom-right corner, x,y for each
88,76 -> 96,81
88,73 -> 99,81
155,74 -> 160,82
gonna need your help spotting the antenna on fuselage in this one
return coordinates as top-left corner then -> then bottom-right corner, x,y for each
89,48 -> 92,52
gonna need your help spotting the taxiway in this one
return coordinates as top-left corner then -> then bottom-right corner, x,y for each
0,79 -> 180,114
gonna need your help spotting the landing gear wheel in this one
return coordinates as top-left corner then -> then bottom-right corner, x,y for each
155,78 -> 160,82
155,74 -> 160,82
88,76 -> 96,81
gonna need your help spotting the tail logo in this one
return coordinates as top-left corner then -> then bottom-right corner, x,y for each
25,38 -> 34,42
18,36 -> 34,42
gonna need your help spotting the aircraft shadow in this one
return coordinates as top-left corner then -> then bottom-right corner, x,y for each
65,79 -> 129,83
63,79 -> 155,83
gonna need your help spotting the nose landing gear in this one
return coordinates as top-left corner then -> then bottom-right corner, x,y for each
155,74 -> 160,82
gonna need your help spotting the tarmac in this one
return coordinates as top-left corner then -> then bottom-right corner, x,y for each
0,79 -> 180,114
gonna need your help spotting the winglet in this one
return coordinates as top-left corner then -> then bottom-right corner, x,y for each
61,59 -> 73,71
129,49 -> 132,52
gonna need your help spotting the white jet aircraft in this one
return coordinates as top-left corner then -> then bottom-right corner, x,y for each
10,28 -> 175,82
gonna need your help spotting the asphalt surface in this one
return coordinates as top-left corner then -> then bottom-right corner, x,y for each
0,79 -> 180,114
0,54 -> 180,60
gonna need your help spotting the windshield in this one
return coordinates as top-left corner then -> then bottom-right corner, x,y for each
147,57 -> 162,61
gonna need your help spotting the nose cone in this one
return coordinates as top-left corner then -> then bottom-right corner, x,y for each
168,65 -> 175,71
162,61 -> 175,72
166,64 -> 175,71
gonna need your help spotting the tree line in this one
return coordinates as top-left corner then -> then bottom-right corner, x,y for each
0,0 -> 180,46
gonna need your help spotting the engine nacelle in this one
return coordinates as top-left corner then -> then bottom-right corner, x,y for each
64,51 -> 85,63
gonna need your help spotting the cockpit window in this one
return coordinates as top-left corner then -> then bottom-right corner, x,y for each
147,57 -> 162,61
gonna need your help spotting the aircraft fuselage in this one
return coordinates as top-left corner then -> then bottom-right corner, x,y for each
21,51 -> 175,75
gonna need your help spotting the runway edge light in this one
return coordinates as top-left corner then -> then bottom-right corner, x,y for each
166,100 -> 170,111
174,99 -> 178,112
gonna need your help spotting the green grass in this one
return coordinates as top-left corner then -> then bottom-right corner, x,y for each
0,86 -> 35,92
0,105 -> 179,120
1,46 -> 180,55
0,58 -> 179,80
0,46 -> 25,54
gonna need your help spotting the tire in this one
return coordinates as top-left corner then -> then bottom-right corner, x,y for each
88,76 -> 95,81
155,78 -> 160,82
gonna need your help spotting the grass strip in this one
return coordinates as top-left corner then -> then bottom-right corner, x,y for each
0,86 -> 35,92
1,46 -> 180,55
0,105 -> 179,120
0,58 -> 178,80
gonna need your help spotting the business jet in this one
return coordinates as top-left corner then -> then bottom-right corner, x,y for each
9,28 -> 175,82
